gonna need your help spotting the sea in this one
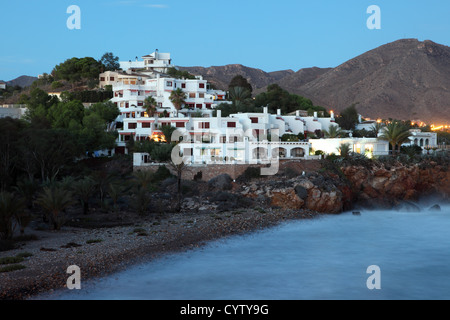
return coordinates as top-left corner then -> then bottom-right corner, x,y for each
37,199 -> 450,300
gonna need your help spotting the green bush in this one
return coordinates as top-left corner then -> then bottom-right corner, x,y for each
0,256 -> 24,265
153,165 -> 172,182
0,264 -> 26,273
51,81 -> 64,89
315,150 -> 325,156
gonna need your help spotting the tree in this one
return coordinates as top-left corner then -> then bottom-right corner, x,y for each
379,121 -> 412,155
323,125 -> 344,139
169,88 -> 186,115
168,160 -> 186,212
144,96 -> 157,117
100,52 -> 120,71
0,118 -> 27,190
228,86 -> 251,102
371,122 -> 386,136
80,112 -> 117,153
86,101 -> 120,123
160,125 -> 177,144
36,186 -> 74,230
338,143 -> 351,158
48,100 -> 85,130
228,75 -> 253,95
52,57 -> 103,84
72,177 -> 96,215
167,67 -> 196,79
336,104 -> 359,130
0,192 -> 25,240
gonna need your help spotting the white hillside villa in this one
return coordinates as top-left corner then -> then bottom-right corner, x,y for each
106,50 -> 443,165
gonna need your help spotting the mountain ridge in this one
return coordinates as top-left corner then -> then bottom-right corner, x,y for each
181,38 -> 450,124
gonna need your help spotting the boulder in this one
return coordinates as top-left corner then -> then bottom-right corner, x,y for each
429,204 -> 441,211
208,174 -> 233,191
294,185 -> 308,200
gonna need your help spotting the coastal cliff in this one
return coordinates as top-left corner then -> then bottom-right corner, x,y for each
237,157 -> 449,214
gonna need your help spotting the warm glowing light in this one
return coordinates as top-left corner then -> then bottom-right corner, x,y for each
150,131 -> 167,142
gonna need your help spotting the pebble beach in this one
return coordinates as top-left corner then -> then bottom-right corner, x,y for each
0,207 -> 320,300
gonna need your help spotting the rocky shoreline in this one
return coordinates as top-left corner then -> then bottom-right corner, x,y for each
0,206 -> 320,300
1,156 -> 448,300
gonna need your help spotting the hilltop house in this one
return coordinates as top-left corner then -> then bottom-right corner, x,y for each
0,81 -> 6,90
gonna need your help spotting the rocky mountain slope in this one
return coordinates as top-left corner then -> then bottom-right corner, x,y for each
181,39 -> 450,124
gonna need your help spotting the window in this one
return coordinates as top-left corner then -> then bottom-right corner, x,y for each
125,103 -> 129,108
227,122 -> 236,128
176,122 -> 185,128
189,92 -> 196,98
166,81 -> 173,87
199,122 -> 210,129
205,104 -> 212,109
181,83 -> 186,89
220,136 -> 226,143
142,122 -> 151,128
110,77 -> 114,81
128,123 -> 137,129
199,93 -> 205,98
199,83 -> 205,89
100,77 -> 105,81
138,102 -> 143,106
250,117 -> 258,124
196,104 -> 202,109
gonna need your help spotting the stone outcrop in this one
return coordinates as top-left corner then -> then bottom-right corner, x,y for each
236,159 -> 449,214
341,162 -> 450,208
239,172 -> 348,214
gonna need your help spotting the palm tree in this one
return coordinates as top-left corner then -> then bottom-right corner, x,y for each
0,192 -> 25,240
228,86 -> 251,102
160,124 -> 177,144
72,177 -> 96,215
323,124 -> 344,138
36,187 -> 74,230
371,121 -> 386,136
169,88 -> 186,115
338,143 -> 352,158
379,121 -> 412,155
144,96 -> 157,117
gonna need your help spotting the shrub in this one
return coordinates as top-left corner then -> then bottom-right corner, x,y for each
315,150 -> 325,156
0,264 -> 26,273
16,252 -> 33,258
51,81 -> 64,89
0,256 -> 24,265
153,165 -> 172,182
86,239 -> 103,244
236,167 -> 261,182
0,240 -> 16,252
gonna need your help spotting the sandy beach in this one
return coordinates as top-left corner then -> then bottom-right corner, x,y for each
0,207 -> 320,300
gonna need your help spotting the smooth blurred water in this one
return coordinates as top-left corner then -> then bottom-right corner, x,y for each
40,201 -> 450,300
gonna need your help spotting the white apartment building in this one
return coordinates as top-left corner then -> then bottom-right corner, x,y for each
119,50 -> 172,74
127,108 -> 341,164
0,81 -> 6,90
407,129 -> 437,149
0,105 -> 27,119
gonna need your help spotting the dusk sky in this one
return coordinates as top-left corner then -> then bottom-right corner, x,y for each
1,0 -> 449,81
